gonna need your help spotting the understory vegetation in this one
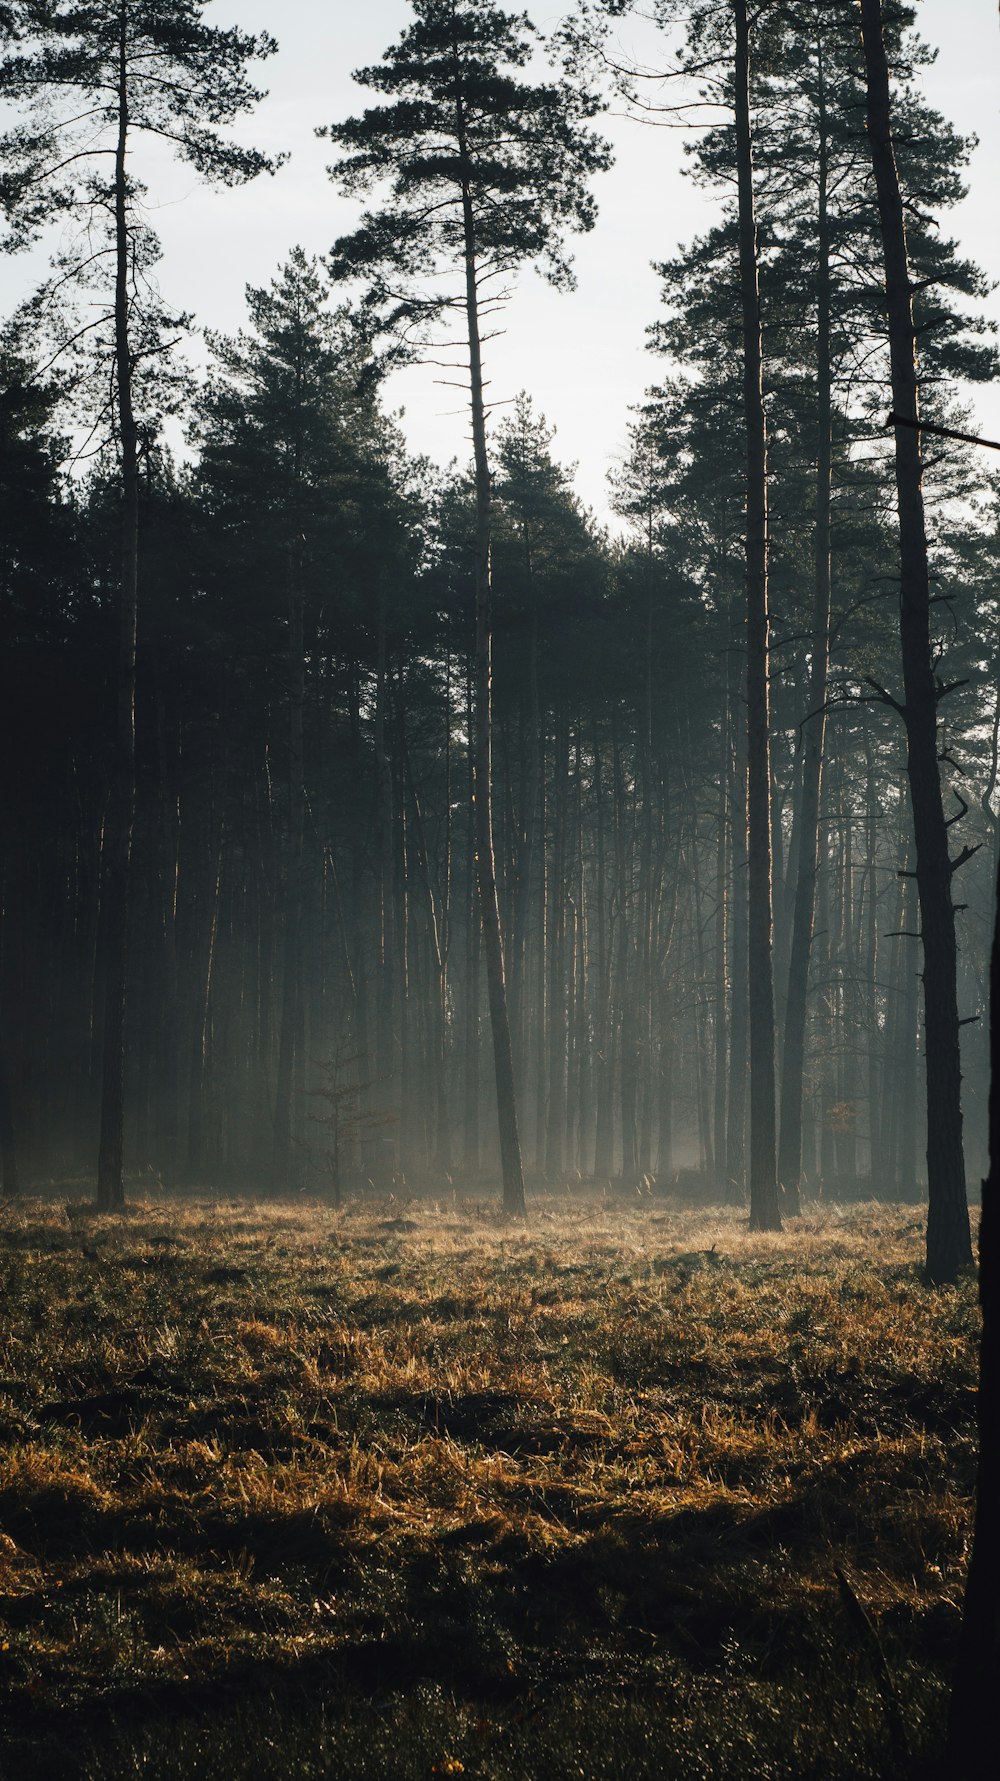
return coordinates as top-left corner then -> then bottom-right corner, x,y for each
0,1194 -> 979,1779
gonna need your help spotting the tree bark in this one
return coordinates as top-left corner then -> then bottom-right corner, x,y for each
734,0 -> 779,1231
859,0 -> 972,1282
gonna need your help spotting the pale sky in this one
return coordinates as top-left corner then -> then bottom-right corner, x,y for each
2,0 -> 997,522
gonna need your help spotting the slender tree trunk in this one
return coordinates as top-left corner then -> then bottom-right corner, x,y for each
690,827 -> 714,1179
817,850 -> 836,1191
859,0 -> 971,1281
734,0 -> 779,1232
574,759 -> 591,1172
459,162 -> 525,1216
187,769 -> 224,1175
403,737 -> 450,1175
778,37 -> 833,1217
272,572 -> 305,1192
713,683 -> 729,1192
373,589 -> 397,1168
727,697 -> 749,1202
635,560 -> 656,1180
862,728 -> 882,1190
96,16 -> 138,1212
612,715 -> 634,1183
593,723 -> 614,1181
154,684 -> 181,1185
546,708 -> 568,1178
898,876 -> 920,1200
462,665 -> 481,1178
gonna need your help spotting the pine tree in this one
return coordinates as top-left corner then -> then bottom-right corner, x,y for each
0,1 -> 278,1207
193,251 -> 404,1193
324,0 -> 611,1214
859,0 -> 973,1283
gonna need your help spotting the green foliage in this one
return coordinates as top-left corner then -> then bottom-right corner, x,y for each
0,0 -> 280,453
0,0 -> 279,246
323,0 -> 612,349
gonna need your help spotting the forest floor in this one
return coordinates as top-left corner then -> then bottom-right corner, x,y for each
0,1191 -> 980,1780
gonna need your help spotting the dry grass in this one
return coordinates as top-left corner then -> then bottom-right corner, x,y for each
0,1192 -> 979,1778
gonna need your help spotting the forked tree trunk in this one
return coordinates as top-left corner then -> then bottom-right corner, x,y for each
734,0 -> 780,1231
96,19 -> 138,1213
859,0 -> 972,1282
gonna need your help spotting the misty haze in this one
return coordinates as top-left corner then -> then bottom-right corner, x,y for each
0,2 -> 997,1777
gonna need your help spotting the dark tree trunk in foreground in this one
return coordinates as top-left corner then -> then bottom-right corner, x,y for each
460,164 -> 525,1218
778,34 -> 833,1219
734,0 -> 780,1232
859,0 -> 972,1283
96,28 -> 138,1213
946,847 -> 1000,1770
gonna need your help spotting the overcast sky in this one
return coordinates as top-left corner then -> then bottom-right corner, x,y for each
2,0 -> 997,522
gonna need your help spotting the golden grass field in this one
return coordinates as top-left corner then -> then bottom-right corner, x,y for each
0,1192 -> 980,1778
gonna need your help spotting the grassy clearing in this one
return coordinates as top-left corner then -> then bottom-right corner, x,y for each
0,1193 -> 978,1778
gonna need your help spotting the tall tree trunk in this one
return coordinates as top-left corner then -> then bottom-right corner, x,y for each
613,714 -> 635,1183
727,699 -> 749,1202
546,709 -> 568,1179
859,0 -> 972,1282
734,0 -> 779,1232
898,876 -> 920,1200
187,768 -> 224,1176
373,588 -> 397,1168
593,723 -> 614,1181
154,683 -> 181,1185
272,572 -> 305,1192
403,735 -> 450,1175
638,590 -> 656,1178
946,850 -> 1000,1770
459,152 -> 525,1217
461,665 -> 481,1179
862,727 -> 882,1190
777,35 -> 833,1217
713,682 -> 729,1192
96,15 -> 138,1212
